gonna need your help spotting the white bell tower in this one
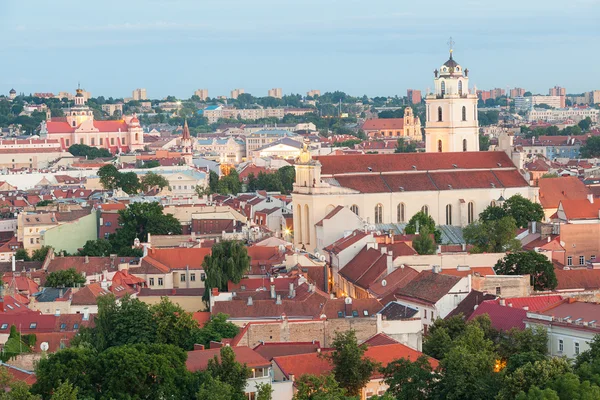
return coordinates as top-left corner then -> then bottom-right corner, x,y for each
425,38 -> 479,153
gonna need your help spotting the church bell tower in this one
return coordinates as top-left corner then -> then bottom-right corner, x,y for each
425,39 -> 479,153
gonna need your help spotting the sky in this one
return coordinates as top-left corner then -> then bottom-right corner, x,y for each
1,0 -> 599,99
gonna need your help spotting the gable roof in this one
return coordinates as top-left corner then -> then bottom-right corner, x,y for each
315,205 -> 345,227
378,301 -> 419,321
559,198 -> 600,220
323,231 -> 369,254
362,118 -> 405,131
439,266 -> 495,278
468,301 -> 528,330
253,342 -> 321,361
539,176 -> 590,209
338,247 -> 387,290
446,290 -> 496,320
394,271 -> 462,305
490,295 -> 563,311
146,247 -> 211,270
369,265 -> 419,300
186,346 -> 270,372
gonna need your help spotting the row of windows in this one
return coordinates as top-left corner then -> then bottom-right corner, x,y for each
566,255 -> 595,266
353,202 -> 475,225
436,105 -> 471,122
179,273 -> 205,282
558,338 -> 580,355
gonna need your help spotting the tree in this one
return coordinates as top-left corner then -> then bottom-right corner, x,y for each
293,374 -> 348,400
109,202 -> 182,255
207,346 -> 250,400
581,136 -> 600,158
381,355 -> 439,400
141,160 -> 160,168
14,249 -> 30,261
0,381 -> 41,400
503,195 -> 544,228
140,172 -> 169,193
44,268 -> 86,288
202,241 -> 250,302
77,239 -> 113,257
208,170 -> 220,193
98,164 -> 120,190
479,205 -> 508,222
578,117 -> 592,132
117,171 -> 140,194
515,386 -> 560,400
196,376 -> 234,400
150,297 -> 200,350
49,380 -> 78,400
498,358 -> 572,400
494,251 -> 557,290
394,138 -> 417,153
256,383 -> 273,400
193,313 -> 239,348
405,212 -> 441,243
463,216 -> 521,253
68,144 -> 111,159
327,330 -> 379,396
30,246 -> 51,262
412,227 -> 436,255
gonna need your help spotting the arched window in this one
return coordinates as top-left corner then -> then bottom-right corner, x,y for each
441,81 -> 446,96
397,203 -> 406,223
458,81 -> 463,96
350,205 -> 359,215
296,204 -> 302,243
462,106 -> 467,121
374,204 -> 383,224
463,139 -> 467,152
304,204 -> 310,245
135,132 -> 139,141
468,202 -> 475,224
421,205 -> 429,216
438,140 -> 443,153
437,107 -> 443,122
445,204 -> 452,225
72,121 -> 76,127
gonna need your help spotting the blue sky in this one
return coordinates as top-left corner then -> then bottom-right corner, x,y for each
1,0 -> 599,99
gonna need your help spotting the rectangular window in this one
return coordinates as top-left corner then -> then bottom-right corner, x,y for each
352,310 -> 359,318
100,138 -> 103,145
495,287 -> 501,296
559,339 -> 564,353
149,278 -> 155,286
121,137 -> 125,145
111,138 -> 115,145
180,274 -> 186,282
575,342 -> 580,355
190,273 -> 196,282
592,255 -> 596,261
431,311 -> 434,321
158,278 -> 164,286
580,256 -> 585,265
29,323 -> 37,329
567,256 -> 573,266
200,273 -> 206,281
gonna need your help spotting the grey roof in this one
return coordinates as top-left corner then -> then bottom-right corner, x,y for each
33,287 -> 67,302
254,137 -> 303,152
378,301 -> 419,320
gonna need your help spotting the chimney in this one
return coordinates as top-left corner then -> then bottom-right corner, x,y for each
289,282 -> 295,298
289,374 -> 295,382
547,236 -> 551,243
499,298 -> 506,306
523,306 -> 529,311
11,255 -> 15,272
142,244 -> 149,258
270,284 -> 276,299
588,194 -> 594,204
84,255 -> 89,264
386,251 -> 393,276
380,246 -> 387,255
247,296 -> 253,306
276,295 -> 282,305
211,287 -> 219,297
193,344 -> 205,351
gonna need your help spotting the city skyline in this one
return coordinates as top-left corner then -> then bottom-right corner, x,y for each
1,0 -> 599,99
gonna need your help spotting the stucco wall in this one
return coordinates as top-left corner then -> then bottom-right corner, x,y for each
43,212 -> 98,254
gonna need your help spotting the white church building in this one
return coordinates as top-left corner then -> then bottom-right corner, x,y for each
292,49 -> 538,253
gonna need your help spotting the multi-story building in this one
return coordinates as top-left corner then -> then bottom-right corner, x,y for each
490,88 -> 505,99
268,88 -> 282,98
194,89 -> 209,100
41,87 -> 144,153
132,88 -> 147,101
101,103 -> 123,117
196,137 -> 245,163
514,135 -> 583,160
231,88 -> 245,99
515,95 -> 563,111
407,89 -> 422,104
202,106 -> 286,124
0,139 -> 67,169
510,88 -> 526,98
549,86 -> 566,108
362,107 -> 422,140
527,107 -> 599,123
307,89 -> 320,98
245,129 -> 300,154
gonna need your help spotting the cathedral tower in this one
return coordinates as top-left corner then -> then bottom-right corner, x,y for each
425,41 -> 479,153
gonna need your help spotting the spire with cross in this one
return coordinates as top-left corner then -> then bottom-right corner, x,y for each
447,37 -> 455,59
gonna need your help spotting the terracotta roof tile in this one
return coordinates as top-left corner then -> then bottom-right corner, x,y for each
147,247 -> 211,270
253,342 -> 321,361
539,177 -> 590,209
560,198 -> 600,220
468,301 -> 527,330
555,268 -> 600,291
446,290 -> 496,319
186,346 -> 270,372
323,231 -> 369,254
362,118 -> 405,131
440,267 -> 495,278
395,271 -> 461,305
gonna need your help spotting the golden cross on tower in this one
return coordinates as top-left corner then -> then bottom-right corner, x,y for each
447,37 -> 455,55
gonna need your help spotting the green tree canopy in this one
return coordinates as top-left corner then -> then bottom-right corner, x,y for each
412,227 -> 436,255
44,268 -> 86,288
405,212 -> 441,243
68,144 -> 111,159
479,195 -> 544,229
98,164 -> 120,190
463,216 -> 522,253
394,138 -> 417,153
494,251 -> 557,290
206,346 -> 250,400
202,240 -> 250,302
292,374 -> 348,400
381,355 -> 439,400
140,172 -> 169,193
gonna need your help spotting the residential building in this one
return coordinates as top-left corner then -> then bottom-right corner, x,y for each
41,87 -> 144,153
513,135 -> 584,160
133,168 -> 208,197
515,95 -> 563,111
525,300 -> 600,359
252,137 -> 303,159
510,88 -> 526,98
245,129 -> 300,154
0,139 -> 67,169
101,103 -> 123,117
202,107 -> 286,124
97,203 -> 127,239
556,196 -> 600,266
196,137 -> 245,163
407,89 -> 422,104
538,177 -> 590,220
527,107 -> 599,123
136,247 -> 210,290
362,108 -> 421,141
425,49 -> 480,152
132,88 -> 147,101
268,88 -> 282,98
306,90 -> 320,98
194,89 -> 209,101
138,288 -> 205,312
549,86 -> 566,108
231,88 -> 245,99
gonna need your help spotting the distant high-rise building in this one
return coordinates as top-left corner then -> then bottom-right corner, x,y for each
407,89 -> 422,104
132,88 -> 147,101
490,88 -> 505,99
195,89 -> 209,101
549,86 -> 566,108
231,88 -> 245,99
268,88 -> 282,99
477,90 -> 491,102
307,90 -> 320,98
510,88 -> 526,98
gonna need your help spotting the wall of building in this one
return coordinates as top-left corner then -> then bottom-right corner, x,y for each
391,253 -> 506,271
43,212 -> 98,254
138,295 -> 207,312
471,274 -> 531,298
560,223 -> 600,266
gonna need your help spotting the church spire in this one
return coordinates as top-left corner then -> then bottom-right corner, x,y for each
182,119 -> 191,140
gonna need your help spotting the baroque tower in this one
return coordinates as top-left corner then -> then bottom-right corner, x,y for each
425,41 -> 479,153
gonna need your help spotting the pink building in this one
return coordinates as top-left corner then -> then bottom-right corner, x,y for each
549,86 -> 566,108
510,88 -> 526,98
407,89 -> 422,104
41,87 -> 144,153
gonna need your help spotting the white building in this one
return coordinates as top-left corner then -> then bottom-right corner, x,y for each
196,137 -> 245,163
424,49 -> 479,153
527,107 -> 599,123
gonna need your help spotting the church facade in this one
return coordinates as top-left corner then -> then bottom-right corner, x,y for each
292,51 -> 536,253
41,87 -> 144,154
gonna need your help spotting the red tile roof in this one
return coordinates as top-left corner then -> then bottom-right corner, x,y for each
47,120 -> 130,134
362,333 -> 400,347
147,247 -> 211,270
362,118 -> 405,131
539,177 -> 590,209
2,365 -> 36,386
559,198 -> 600,220
490,295 -> 563,311
186,346 -> 270,372
440,267 -> 495,278
394,271 -> 461,305
323,231 -> 369,254
316,151 -> 517,175
468,301 -> 528,330
339,247 -> 387,290
192,312 -> 211,328
253,342 -> 321,361
315,205 -> 345,227
554,268 -> 600,291
368,266 -> 419,299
